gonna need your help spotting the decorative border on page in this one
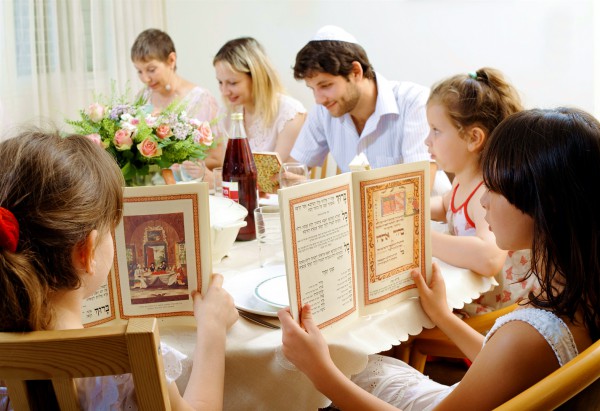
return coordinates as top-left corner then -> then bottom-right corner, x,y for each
360,170 -> 426,305
288,185 -> 357,329
82,186 -> 208,327
114,192 -> 202,319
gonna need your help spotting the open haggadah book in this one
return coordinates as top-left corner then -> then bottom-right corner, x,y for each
82,183 -> 212,327
278,161 -> 431,333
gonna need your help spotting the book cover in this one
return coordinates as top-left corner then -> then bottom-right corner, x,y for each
253,151 -> 282,194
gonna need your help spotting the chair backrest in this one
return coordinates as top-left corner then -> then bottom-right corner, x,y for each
404,304 -> 600,409
404,304 -> 519,372
494,338 -> 600,410
310,152 -> 341,180
0,318 -> 171,411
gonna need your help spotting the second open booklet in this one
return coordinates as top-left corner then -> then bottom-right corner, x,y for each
82,183 -> 212,328
277,161 -> 431,333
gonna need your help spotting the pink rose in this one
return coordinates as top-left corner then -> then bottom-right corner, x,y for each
113,129 -> 133,151
155,124 -> 172,140
86,133 -> 104,147
195,121 -> 213,146
86,103 -> 105,122
137,138 -> 162,158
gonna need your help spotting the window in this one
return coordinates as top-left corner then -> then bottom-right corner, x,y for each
12,0 -> 100,76
13,0 -> 62,77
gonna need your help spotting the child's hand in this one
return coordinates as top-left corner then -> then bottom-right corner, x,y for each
192,273 -> 238,331
411,262 -> 451,323
278,304 -> 334,380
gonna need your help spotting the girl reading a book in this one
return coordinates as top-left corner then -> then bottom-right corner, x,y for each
0,130 -> 238,410
426,68 -> 537,316
279,107 -> 600,409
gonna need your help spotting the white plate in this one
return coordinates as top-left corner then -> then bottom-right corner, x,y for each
254,275 -> 288,308
223,265 -> 288,317
259,194 -> 279,207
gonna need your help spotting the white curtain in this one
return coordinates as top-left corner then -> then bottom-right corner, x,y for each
0,0 -> 165,138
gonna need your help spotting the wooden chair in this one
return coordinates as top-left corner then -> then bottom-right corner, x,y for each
0,318 -> 171,411
402,304 -> 518,372
494,338 -> 600,410
310,153 -> 341,180
396,304 -> 600,409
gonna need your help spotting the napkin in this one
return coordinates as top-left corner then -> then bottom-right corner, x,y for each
349,152 -> 371,172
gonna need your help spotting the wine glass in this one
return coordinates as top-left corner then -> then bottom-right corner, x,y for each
213,166 -> 223,196
180,159 -> 206,182
279,162 -> 308,188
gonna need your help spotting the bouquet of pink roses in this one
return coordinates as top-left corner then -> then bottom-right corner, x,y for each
67,91 -> 216,185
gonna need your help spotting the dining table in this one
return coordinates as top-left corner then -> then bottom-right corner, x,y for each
159,232 -> 498,411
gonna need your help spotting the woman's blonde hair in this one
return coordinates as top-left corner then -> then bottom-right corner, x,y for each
214,37 -> 283,127
0,130 -> 123,331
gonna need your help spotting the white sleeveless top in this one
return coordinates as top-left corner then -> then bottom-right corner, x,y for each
446,182 -> 484,236
484,307 -> 579,366
351,307 -> 580,411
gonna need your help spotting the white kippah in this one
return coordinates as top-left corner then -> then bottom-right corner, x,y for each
312,25 -> 358,44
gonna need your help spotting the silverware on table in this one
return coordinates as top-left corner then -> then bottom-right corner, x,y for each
237,309 -> 280,329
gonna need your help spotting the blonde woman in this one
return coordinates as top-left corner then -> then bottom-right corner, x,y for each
214,37 -> 306,161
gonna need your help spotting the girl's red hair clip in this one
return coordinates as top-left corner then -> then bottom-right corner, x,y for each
0,207 -> 19,253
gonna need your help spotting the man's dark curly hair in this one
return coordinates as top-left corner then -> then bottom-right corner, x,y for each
293,40 -> 375,80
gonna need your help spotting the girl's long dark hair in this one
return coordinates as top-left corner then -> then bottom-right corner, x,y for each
482,107 -> 600,341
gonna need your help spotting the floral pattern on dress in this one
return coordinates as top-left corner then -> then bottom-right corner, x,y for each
245,94 -> 306,152
141,86 -> 219,125
462,249 -> 539,317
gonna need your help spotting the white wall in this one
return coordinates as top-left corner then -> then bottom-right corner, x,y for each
165,0 -> 596,116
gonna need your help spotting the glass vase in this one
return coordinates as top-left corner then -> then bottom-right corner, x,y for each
126,165 -> 176,187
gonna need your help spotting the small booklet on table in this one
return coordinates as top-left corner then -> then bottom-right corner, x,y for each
253,151 -> 282,194
278,161 -> 431,332
82,183 -> 212,327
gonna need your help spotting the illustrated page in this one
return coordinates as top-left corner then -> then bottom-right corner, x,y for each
82,184 -> 212,327
354,163 -> 431,313
115,197 -> 202,318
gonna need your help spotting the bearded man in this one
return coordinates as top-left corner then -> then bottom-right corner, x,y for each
289,26 -> 448,193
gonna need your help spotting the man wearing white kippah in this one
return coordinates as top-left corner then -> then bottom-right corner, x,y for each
288,25 -> 450,194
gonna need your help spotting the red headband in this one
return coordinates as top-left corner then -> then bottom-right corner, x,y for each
0,207 -> 19,253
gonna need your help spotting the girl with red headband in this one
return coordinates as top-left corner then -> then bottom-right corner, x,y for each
0,130 -> 237,410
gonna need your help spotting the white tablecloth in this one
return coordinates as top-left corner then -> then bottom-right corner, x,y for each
160,240 -> 497,411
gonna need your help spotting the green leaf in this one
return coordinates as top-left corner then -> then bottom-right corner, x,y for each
121,161 -> 135,180
65,78 -> 219,182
